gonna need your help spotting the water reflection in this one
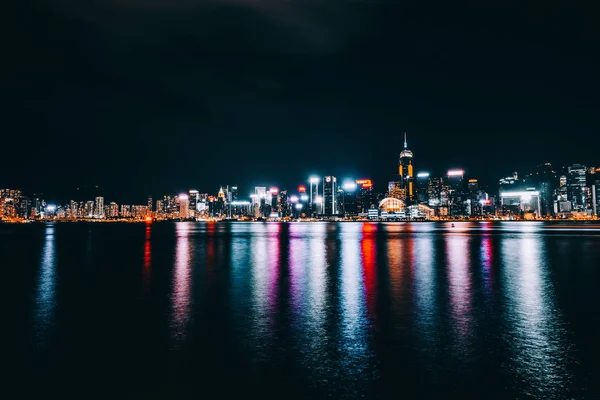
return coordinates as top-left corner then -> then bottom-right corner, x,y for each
170,223 -> 193,343
340,224 -> 369,374
34,224 -> 57,345
143,224 -> 152,296
413,236 -> 437,352
361,223 -> 377,321
445,234 -> 473,350
250,225 -> 272,357
501,236 -> 571,398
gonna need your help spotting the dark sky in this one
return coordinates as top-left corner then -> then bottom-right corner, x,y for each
7,2 -> 599,203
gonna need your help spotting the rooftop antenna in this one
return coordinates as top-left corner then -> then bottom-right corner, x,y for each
404,132 -> 407,149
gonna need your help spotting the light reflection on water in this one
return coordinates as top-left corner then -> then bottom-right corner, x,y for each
446,234 -> 474,353
501,235 -> 572,398
170,222 -> 193,343
34,224 -> 57,345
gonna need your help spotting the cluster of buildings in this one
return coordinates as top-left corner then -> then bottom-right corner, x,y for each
2,136 -> 599,222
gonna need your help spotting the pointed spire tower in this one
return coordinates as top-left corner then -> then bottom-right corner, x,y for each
398,132 -> 414,202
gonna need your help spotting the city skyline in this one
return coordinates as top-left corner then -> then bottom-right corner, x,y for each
6,4 -> 599,202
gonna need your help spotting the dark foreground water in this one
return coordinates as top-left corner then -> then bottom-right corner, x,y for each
4,221 -> 600,399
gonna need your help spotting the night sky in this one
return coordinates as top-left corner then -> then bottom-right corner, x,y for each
7,2 -> 599,202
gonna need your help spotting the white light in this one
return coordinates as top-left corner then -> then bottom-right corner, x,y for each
290,195 -> 299,203
300,194 -> 309,202
295,204 -> 303,210
500,191 -> 540,198
310,176 -> 319,184
448,170 -> 464,177
343,182 -> 357,191
417,172 -> 430,178
46,204 -> 56,212
179,194 -> 189,201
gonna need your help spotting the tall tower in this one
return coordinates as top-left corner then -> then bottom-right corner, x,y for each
398,132 -> 414,201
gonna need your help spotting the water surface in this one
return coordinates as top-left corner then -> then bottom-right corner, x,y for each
4,221 -> 599,399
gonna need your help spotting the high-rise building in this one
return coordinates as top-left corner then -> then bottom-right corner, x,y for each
108,202 -> 119,217
398,133 -> 415,202
231,186 -> 238,202
94,196 -> 105,218
341,181 -> 358,217
309,177 -> 320,216
179,194 -> 189,219
356,179 -> 374,216
322,176 -> 337,216
279,190 -> 289,217
189,190 -> 199,211
416,172 -> 430,204
535,163 -> 557,217
156,199 -> 164,215
447,170 -> 465,217
85,201 -> 95,217
120,205 -> 131,217
147,195 -> 153,213
567,164 -> 587,212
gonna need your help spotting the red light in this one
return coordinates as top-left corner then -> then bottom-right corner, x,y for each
298,185 -> 306,193
356,179 -> 372,185
269,187 -> 279,194
361,184 -> 373,188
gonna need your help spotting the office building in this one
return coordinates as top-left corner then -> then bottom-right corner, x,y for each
447,170 -> 465,217
567,164 -> 587,212
398,133 -> 415,201
323,176 -> 337,216
356,179 -> 374,216
416,172 -> 429,204
179,194 -> 189,219
309,177 -> 320,216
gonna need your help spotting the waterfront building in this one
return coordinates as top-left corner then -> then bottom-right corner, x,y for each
398,133 -> 415,201
179,194 -> 189,219
94,196 -> 105,218
322,176 -> 337,216
447,170 -> 465,217
356,179 -> 374,216
108,202 -> 119,217
309,177 -> 320,216
155,199 -> 164,216
500,189 -> 541,218
416,172 -> 429,204
189,190 -> 199,216
279,190 -> 290,217
120,205 -> 131,217
567,164 -> 587,212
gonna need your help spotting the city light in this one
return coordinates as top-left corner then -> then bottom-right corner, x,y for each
310,176 -> 319,184
300,194 -> 309,202
269,187 -> 279,195
417,172 -> 430,178
298,185 -> 306,193
179,194 -> 189,201
295,204 -> 303,210
356,179 -> 372,185
500,191 -> 540,198
289,195 -> 299,203
46,204 -> 56,212
343,181 -> 357,191
448,170 -> 465,176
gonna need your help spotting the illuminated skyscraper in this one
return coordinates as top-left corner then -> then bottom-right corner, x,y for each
189,190 -> 199,211
447,170 -> 465,217
567,164 -> 587,212
309,177 -> 320,216
179,194 -> 189,219
416,172 -> 430,203
94,196 -> 104,218
398,133 -> 415,201
356,179 -> 374,215
322,176 -> 337,216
